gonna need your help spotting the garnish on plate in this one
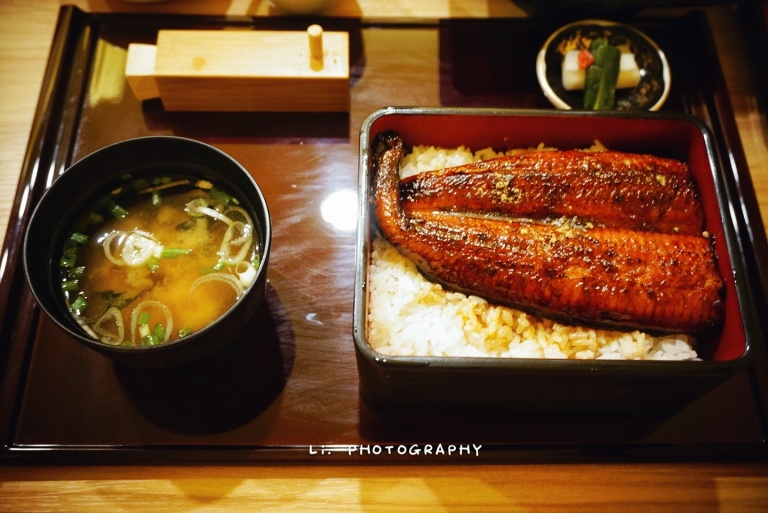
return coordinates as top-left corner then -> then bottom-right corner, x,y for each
561,37 -> 641,110
538,20 -> 670,111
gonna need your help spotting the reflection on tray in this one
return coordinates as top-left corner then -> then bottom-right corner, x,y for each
116,285 -> 295,435
141,100 -> 351,142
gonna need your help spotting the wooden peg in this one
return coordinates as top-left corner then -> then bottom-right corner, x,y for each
308,24 -> 324,66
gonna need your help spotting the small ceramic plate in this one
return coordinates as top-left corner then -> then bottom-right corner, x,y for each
536,19 -> 671,111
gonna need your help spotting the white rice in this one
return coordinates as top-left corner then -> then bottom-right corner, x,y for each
399,142 -> 560,179
367,143 -> 698,361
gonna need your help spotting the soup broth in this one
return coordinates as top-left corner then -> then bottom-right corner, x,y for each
59,175 -> 260,347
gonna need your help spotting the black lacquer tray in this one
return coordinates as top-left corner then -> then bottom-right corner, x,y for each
1,6 -> 767,463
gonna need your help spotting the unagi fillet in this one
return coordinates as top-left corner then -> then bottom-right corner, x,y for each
372,131 -> 725,334
401,150 -> 704,235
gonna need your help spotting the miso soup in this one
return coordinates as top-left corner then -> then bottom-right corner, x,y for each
59,175 -> 260,347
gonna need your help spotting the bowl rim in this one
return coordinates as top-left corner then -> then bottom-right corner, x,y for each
535,19 -> 672,111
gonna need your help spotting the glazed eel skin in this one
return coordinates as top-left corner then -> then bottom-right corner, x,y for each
371,131 -> 725,334
400,149 -> 704,236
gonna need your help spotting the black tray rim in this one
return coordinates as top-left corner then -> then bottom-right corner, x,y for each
1,5 -> 767,464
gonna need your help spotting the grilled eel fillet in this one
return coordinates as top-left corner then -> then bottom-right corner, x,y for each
371,131 -> 725,334
401,149 -> 704,235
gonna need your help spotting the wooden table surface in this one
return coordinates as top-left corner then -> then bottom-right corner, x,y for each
1,1 -> 767,511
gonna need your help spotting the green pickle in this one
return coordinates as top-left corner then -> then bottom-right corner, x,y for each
583,38 -> 620,110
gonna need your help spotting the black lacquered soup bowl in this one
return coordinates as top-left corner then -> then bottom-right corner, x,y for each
24,136 -> 271,369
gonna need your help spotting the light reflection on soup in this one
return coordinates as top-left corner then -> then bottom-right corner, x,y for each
59,176 -> 260,347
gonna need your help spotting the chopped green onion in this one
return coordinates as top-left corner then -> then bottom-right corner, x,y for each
68,266 -> 86,278
61,279 -> 79,292
141,334 -> 159,346
87,212 -> 105,226
160,247 -> 192,258
201,261 -> 225,274
146,255 -> 160,272
70,232 -> 89,245
137,314 -> 164,346
113,205 -> 129,219
178,327 -> 193,338
104,198 -> 129,219
60,247 -> 78,268
70,295 -> 87,313
151,190 -> 162,206
210,187 -> 237,206
139,323 -> 165,346
153,323 -> 166,341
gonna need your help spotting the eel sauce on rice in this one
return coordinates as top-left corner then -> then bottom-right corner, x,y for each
367,142 -> 699,361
